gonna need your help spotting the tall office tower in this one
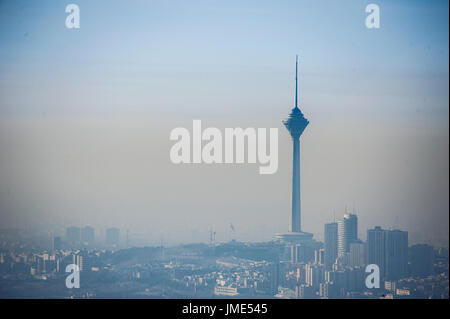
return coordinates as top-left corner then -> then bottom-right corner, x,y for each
52,236 -> 62,251
385,229 -> 408,280
338,214 -> 358,256
367,226 -> 408,281
410,244 -> 434,278
324,222 -> 338,269
367,226 -> 387,278
66,226 -> 81,245
283,55 -> 309,233
106,227 -> 120,246
81,226 -> 95,246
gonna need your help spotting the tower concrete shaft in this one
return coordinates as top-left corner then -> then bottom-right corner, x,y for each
292,137 -> 301,232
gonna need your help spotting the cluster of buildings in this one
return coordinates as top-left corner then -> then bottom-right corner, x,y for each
277,212 -> 443,298
0,248 -> 103,280
53,226 -> 121,250
324,214 -> 409,281
0,230 -> 447,298
271,62 -> 448,299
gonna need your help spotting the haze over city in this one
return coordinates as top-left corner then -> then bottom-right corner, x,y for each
0,0 -> 448,247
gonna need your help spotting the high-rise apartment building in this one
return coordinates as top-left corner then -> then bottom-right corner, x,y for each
338,214 -> 358,256
324,222 -> 338,269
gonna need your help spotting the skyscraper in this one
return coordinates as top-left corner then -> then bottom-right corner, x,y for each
283,55 -> 309,233
52,236 -> 62,251
410,244 -> 434,278
338,214 -> 358,256
324,222 -> 338,269
66,226 -> 81,245
367,226 -> 386,278
385,229 -> 408,280
367,226 -> 408,281
81,226 -> 95,246
106,227 -> 120,246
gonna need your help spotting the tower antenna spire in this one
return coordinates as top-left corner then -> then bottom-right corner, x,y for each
295,55 -> 298,108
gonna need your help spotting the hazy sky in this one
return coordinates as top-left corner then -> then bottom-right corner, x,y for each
0,0 -> 448,247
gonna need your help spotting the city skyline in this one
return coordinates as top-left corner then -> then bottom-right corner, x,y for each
0,208 -> 447,299
0,1 -> 448,249
0,200 -> 446,248
10,209 -> 433,250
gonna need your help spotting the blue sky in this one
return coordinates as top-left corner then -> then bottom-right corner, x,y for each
0,0 -> 448,116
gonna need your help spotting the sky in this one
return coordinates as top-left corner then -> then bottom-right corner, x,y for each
0,0 -> 448,247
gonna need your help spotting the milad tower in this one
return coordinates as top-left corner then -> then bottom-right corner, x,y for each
276,56 -> 314,244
